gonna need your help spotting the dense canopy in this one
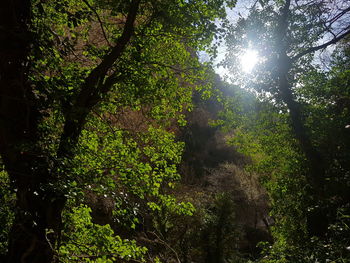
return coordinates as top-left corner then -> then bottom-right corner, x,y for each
0,0 -> 349,262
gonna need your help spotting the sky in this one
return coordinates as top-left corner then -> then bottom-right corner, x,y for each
199,0 -> 255,80
201,0 -> 346,79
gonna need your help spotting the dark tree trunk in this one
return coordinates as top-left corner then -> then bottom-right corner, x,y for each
274,0 -> 325,192
277,55 -> 325,192
277,55 -> 331,237
274,0 -> 328,237
0,1 -> 65,262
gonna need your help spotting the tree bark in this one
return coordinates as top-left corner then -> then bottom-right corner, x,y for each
276,54 -> 325,192
0,1 -> 67,262
274,0 -> 331,237
275,0 -> 325,192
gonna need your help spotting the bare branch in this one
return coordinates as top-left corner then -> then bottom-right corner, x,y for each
140,231 -> 181,263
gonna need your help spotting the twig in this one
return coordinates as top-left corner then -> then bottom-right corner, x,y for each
81,0 -> 112,47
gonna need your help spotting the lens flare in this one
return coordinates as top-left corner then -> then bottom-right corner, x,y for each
239,49 -> 259,73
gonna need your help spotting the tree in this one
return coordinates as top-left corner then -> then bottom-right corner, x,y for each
225,0 -> 350,191
0,0 -> 235,262
224,0 -> 350,225
221,0 -> 350,260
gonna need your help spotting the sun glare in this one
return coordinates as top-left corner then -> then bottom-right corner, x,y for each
239,49 -> 259,73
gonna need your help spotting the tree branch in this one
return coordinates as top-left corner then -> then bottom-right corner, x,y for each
57,0 -> 141,157
292,27 -> 350,62
326,6 -> 350,28
81,0 -> 111,47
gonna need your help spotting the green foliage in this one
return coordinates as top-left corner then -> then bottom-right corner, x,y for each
71,116 -> 185,200
59,205 -> 147,262
200,193 -> 241,263
220,59 -> 350,262
0,168 -> 15,255
17,0 -> 238,261
220,1 -> 350,262
8,0 -> 350,262
222,94 -> 309,248
146,189 -> 243,263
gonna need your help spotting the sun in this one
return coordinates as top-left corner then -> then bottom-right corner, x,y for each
239,49 -> 259,73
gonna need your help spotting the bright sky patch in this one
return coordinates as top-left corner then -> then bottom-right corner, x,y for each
239,49 -> 259,73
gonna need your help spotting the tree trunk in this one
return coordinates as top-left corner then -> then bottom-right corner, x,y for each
277,54 -> 325,192
0,1 -> 65,262
6,159 -> 65,263
275,0 -> 327,237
